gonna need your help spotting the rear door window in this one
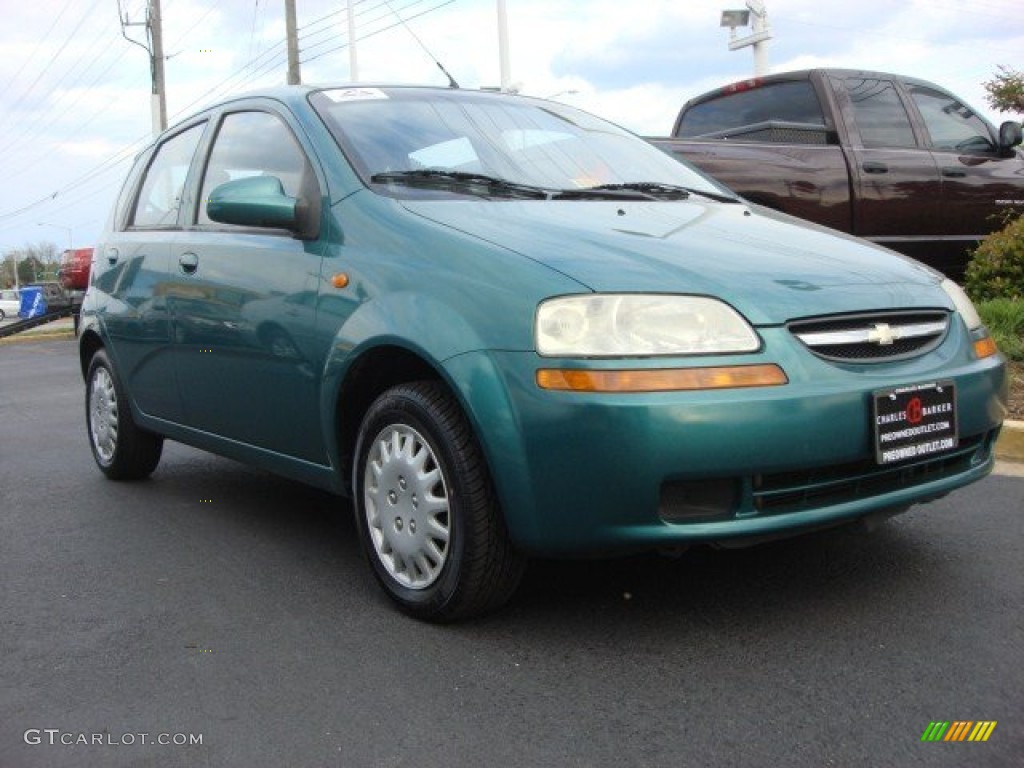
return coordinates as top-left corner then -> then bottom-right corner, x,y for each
843,78 -> 917,149
129,123 -> 206,229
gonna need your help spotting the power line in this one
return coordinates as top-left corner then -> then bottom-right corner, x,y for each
0,15 -> 130,163
0,0 -> 460,225
302,0 -> 457,67
0,0 -> 76,96
0,0 -> 108,139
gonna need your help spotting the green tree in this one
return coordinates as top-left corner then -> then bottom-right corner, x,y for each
3,241 -> 60,285
983,66 -> 1024,115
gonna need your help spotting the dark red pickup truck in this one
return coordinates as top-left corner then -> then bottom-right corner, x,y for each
648,69 -> 1024,279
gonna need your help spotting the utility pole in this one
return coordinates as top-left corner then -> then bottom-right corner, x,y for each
119,0 -> 167,136
151,0 -> 167,133
285,0 -> 301,84
347,0 -> 359,81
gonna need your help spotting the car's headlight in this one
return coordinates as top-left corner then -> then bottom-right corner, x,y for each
940,279 -> 982,331
536,294 -> 760,357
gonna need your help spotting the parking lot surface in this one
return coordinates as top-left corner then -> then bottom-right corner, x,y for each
2,339 -> 1021,767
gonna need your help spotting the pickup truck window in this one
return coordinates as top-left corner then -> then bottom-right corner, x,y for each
909,87 -> 995,153
677,81 -> 826,141
844,78 -> 917,149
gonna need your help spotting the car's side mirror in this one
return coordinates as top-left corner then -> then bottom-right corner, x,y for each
997,121 -> 1022,156
207,176 -> 319,239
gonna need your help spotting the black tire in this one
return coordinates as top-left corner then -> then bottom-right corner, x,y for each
85,348 -> 163,480
353,381 -> 525,621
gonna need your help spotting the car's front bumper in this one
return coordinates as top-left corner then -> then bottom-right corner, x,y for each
444,323 -> 1007,555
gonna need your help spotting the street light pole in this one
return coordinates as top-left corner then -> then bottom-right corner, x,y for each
347,0 -> 359,81
722,1 -> 772,76
497,0 -> 511,92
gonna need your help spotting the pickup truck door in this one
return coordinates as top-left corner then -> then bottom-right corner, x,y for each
830,76 -> 943,244
904,83 -> 1024,240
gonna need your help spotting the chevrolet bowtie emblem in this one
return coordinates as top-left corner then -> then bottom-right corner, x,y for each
867,322 -> 899,346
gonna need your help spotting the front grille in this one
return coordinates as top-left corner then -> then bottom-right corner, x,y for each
789,311 -> 950,363
752,433 -> 988,515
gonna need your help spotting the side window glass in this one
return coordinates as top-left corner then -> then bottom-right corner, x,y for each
198,111 -> 310,226
114,153 -> 147,231
130,123 -> 205,228
910,87 -> 995,153
677,81 -> 826,141
844,78 -> 917,149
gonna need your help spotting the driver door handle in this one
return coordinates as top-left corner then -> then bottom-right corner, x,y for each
178,252 -> 199,275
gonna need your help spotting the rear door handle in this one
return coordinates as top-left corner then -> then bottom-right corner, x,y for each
862,161 -> 888,174
178,252 -> 199,275
941,167 -> 967,178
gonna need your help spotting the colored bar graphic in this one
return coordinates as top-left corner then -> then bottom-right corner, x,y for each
921,722 -> 949,741
945,721 -> 972,741
921,721 -> 996,742
969,722 -> 997,742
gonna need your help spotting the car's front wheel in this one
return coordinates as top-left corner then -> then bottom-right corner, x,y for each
353,382 -> 525,621
85,349 -> 163,480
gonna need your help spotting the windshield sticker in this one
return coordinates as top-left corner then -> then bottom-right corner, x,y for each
324,88 -> 390,103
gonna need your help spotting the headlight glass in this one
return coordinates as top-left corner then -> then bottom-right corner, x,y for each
536,294 -> 760,357
940,279 -> 982,331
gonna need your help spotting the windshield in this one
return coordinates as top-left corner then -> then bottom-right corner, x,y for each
310,87 -> 732,200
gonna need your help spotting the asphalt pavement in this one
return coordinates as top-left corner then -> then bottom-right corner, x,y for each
1,339 -> 1021,768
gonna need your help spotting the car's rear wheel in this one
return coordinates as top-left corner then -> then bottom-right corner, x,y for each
86,349 -> 163,480
353,381 -> 525,621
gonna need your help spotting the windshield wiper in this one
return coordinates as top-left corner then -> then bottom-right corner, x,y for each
370,170 -> 553,200
588,182 -> 741,203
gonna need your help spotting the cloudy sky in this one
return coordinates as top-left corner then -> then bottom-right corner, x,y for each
0,0 -> 1021,259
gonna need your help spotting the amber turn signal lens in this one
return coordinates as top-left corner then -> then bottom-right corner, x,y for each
536,364 -> 788,393
331,273 -> 350,289
973,336 -> 998,359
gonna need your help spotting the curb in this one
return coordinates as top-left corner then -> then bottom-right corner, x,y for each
995,420 -> 1024,464
0,330 -> 75,345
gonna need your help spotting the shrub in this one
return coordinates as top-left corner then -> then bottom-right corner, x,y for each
965,215 -> 1024,302
977,298 -> 1024,361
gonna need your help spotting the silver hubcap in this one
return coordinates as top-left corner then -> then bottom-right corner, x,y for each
364,424 -> 450,590
89,367 -> 118,463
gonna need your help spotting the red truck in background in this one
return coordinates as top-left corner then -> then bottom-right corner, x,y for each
58,246 -> 93,332
648,69 -> 1024,279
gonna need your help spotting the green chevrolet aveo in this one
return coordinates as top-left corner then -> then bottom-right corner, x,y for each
80,85 -> 1007,620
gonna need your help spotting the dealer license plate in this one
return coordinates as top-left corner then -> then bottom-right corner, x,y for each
872,381 -> 958,465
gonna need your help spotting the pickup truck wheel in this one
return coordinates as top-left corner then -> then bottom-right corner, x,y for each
86,349 -> 163,480
353,382 -> 525,621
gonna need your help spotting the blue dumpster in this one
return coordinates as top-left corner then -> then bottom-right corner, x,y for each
19,286 -> 46,319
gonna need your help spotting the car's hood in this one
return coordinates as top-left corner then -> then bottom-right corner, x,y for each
401,199 -> 948,325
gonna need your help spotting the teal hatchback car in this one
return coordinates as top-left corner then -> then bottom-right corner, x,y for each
80,85 -> 1007,620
